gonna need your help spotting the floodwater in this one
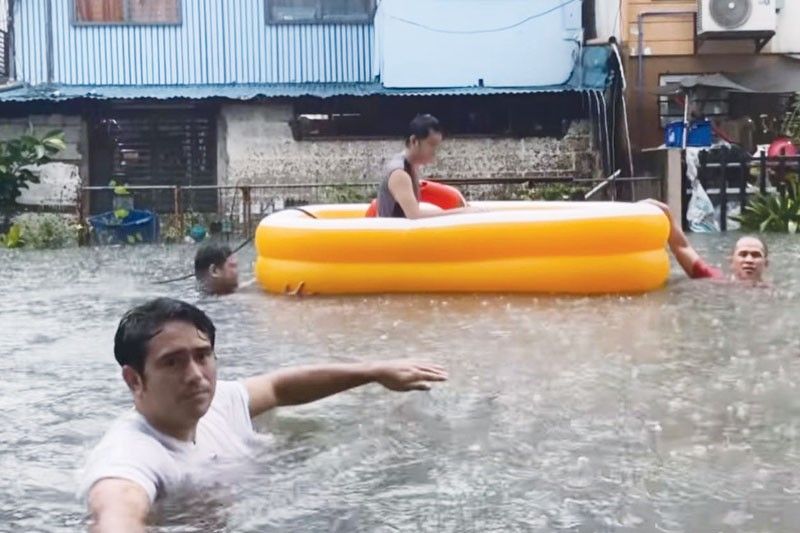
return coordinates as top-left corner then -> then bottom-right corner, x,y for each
1,234 -> 799,532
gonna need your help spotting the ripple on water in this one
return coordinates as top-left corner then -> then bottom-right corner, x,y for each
2,235 -> 800,531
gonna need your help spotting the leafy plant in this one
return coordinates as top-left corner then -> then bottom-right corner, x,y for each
321,185 -> 373,204
161,212 -> 218,243
1,213 -> 80,249
0,131 -> 66,223
0,223 -> 22,248
109,180 -> 133,220
781,92 -> 800,146
509,182 -> 589,201
733,176 -> 800,233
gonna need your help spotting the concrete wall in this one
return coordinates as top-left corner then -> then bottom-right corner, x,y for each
594,0 -> 622,42
0,114 -> 85,208
376,0 -> 582,88
219,103 -> 599,189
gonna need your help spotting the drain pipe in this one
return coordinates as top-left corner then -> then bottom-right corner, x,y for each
45,0 -> 54,85
608,38 -> 635,176
636,10 -> 696,92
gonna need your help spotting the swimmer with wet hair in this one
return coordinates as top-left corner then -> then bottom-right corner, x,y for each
643,199 -> 768,284
194,243 -> 239,295
80,298 -> 448,532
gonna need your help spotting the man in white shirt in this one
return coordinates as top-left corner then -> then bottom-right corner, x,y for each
81,297 -> 448,532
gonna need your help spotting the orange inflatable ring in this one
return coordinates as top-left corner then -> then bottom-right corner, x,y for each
364,180 -> 464,217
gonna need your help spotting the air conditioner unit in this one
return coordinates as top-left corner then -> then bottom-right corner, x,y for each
697,0 -> 776,34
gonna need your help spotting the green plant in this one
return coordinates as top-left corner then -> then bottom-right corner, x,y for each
733,176 -> 800,233
781,92 -> 800,146
160,212 -> 219,243
322,185 -> 373,204
1,212 -> 80,249
0,130 -> 66,223
509,182 -> 589,201
108,180 -> 133,220
0,223 -> 22,248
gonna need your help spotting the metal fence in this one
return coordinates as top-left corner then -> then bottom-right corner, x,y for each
688,152 -> 800,231
78,175 -> 664,244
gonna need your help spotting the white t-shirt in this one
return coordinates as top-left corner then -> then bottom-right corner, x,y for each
78,380 -> 256,503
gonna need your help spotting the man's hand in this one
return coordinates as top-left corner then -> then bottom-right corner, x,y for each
369,360 -> 448,391
641,198 -> 670,213
245,360 -> 448,417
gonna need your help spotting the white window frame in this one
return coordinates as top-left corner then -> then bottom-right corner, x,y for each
265,0 -> 376,25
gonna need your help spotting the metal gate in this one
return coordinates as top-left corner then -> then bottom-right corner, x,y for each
88,106 -> 217,214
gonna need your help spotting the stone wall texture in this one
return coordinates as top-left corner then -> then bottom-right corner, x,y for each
220,103 -> 600,188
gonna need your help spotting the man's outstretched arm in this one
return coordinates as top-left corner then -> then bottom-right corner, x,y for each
244,360 -> 448,417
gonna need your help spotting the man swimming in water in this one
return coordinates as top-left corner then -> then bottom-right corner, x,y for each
194,243 -> 241,295
644,199 -> 768,284
80,298 -> 447,532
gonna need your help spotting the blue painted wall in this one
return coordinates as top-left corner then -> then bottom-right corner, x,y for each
14,0 -> 374,86
13,0 -> 583,90
376,0 -> 583,88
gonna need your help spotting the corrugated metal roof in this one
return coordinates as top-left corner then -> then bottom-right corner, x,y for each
0,80 -> 608,102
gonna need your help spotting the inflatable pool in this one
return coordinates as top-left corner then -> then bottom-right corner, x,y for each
254,202 -> 670,295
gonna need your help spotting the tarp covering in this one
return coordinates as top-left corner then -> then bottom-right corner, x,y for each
654,74 -> 754,96
654,56 -> 800,95
727,56 -> 800,94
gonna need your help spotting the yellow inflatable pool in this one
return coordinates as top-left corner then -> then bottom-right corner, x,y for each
254,201 -> 670,295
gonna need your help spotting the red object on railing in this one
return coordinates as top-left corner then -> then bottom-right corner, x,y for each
767,137 -> 798,158
364,180 -> 465,217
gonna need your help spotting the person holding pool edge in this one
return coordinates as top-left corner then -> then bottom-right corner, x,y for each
643,199 -> 768,284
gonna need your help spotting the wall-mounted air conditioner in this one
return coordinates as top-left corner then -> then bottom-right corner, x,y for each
697,0 -> 776,35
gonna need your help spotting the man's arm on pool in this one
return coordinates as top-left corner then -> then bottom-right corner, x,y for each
387,170 -> 479,219
642,199 -> 702,277
87,478 -> 149,533
243,361 -> 448,417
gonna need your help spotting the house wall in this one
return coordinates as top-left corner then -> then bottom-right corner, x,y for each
0,114 -> 85,208
376,0 -> 582,88
593,0 -> 799,167
597,0 -> 800,56
0,0 -> 7,31
623,54 -> 785,154
14,0 -> 374,85
594,0 -> 622,41
218,102 -> 599,189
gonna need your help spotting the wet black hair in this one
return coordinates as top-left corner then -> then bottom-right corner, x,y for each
194,243 -> 233,280
114,298 -> 216,375
405,114 -> 442,147
737,236 -> 768,258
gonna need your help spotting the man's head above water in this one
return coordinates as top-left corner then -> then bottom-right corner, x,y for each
730,236 -> 768,283
114,298 -> 218,440
194,243 -> 239,295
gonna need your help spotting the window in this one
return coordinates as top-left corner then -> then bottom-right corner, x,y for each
74,0 -> 181,25
267,0 -> 375,24
289,93 -> 588,140
658,74 -> 729,128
